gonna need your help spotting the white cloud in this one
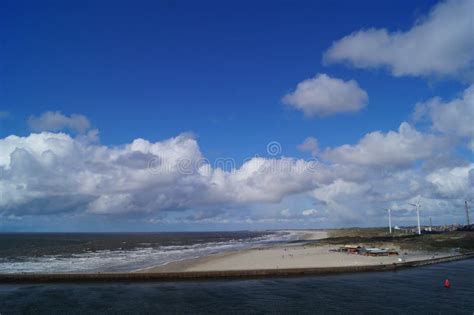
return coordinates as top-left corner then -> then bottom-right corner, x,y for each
28,111 -> 92,133
0,132 -> 319,216
310,163 -> 474,225
312,179 -> 375,222
2,89 -> 473,227
322,122 -> 449,167
324,0 -> 474,79
297,137 -> 319,156
413,84 -> 474,150
426,165 -> 474,199
0,127 -> 471,227
282,73 -> 368,117
302,209 -> 318,216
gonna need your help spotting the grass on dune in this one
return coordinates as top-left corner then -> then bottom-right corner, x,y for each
310,228 -> 474,253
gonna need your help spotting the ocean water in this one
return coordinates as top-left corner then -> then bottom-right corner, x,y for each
0,259 -> 472,314
0,231 -> 299,273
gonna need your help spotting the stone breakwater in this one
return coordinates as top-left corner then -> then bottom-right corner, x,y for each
0,252 -> 473,283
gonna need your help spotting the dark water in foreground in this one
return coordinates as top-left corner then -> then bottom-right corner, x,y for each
0,259 -> 473,314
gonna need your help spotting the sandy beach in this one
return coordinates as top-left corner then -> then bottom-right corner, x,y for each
140,230 -> 455,273
2,229 -> 472,283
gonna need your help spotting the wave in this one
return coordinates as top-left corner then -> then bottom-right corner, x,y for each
0,231 -> 302,273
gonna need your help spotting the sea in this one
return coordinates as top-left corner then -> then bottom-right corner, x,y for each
0,232 -> 473,314
0,231 -> 300,273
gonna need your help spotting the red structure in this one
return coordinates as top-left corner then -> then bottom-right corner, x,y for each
444,279 -> 451,288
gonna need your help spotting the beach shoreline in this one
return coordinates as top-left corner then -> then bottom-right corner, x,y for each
1,253 -> 473,283
137,229 -> 458,273
133,229 -> 329,273
1,229 -> 473,283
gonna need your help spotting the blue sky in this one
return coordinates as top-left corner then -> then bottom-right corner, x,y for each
0,0 -> 473,231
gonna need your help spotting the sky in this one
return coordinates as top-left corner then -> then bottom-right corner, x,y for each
0,0 -> 473,231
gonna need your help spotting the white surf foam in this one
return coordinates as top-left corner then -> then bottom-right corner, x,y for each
0,231 -> 303,273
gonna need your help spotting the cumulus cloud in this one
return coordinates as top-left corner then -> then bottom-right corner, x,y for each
2,84 -> 473,227
322,122 -> 450,167
0,127 -> 471,227
426,165 -> 474,199
311,163 -> 474,225
324,0 -> 474,79
312,179 -> 373,221
0,132 -> 319,216
297,137 -> 319,156
413,84 -> 474,150
282,74 -> 368,117
28,111 -> 92,134
302,209 -> 318,216
1,126 -> 470,229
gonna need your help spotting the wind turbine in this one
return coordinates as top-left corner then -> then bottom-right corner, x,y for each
385,208 -> 392,234
465,200 -> 471,226
409,199 -> 421,235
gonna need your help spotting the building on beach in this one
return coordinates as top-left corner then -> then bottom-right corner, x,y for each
334,245 -> 398,256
